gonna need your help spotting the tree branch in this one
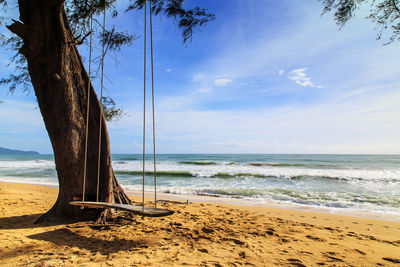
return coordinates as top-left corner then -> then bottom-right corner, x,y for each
6,20 -> 28,39
74,30 -> 92,45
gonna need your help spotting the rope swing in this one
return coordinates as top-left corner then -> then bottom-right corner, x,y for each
150,0 -> 159,210
142,0 -> 158,211
71,0 -> 172,218
142,0 -> 147,212
97,0 -> 107,203
82,0 -> 94,202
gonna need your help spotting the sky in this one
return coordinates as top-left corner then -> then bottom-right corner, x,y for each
1,0 -> 400,154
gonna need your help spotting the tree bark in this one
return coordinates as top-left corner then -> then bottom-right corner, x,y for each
8,0 -> 131,223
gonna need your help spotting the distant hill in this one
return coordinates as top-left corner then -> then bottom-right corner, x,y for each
0,147 -> 40,155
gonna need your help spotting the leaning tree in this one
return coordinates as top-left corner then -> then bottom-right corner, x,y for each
0,0 -> 213,223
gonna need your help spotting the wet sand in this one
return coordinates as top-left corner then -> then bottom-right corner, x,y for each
0,181 -> 399,266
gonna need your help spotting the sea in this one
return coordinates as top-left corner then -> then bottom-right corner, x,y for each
0,154 -> 399,217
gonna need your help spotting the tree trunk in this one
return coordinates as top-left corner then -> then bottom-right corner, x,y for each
8,0 -> 131,222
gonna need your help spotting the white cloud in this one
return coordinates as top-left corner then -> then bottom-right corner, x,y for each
278,69 -> 285,75
192,73 -> 205,82
288,68 -> 322,88
240,81 -> 259,88
197,88 -> 213,94
156,95 -> 195,111
212,140 -> 240,148
214,78 -> 232,87
108,85 -> 400,154
165,68 -> 172,72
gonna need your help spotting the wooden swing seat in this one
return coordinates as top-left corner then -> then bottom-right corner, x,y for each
70,201 -> 174,217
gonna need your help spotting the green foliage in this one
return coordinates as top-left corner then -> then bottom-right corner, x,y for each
127,0 -> 215,43
0,35 -> 30,94
320,0 -> 400,43
103,28 -> 138,51
101,96 -> 124,121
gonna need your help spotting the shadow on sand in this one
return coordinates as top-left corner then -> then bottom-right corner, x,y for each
0,214 -> 66,230
28,228 -> 151,254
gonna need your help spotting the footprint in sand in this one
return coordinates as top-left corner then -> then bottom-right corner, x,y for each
198,248 -> 208,253
223,238 -> 245,246
201,227 -> 214,234
382,257 -> 400,264
287,258 -> 306,267
305,235 -> 326,242
239,251 -> 246,259
323,252 -> 344,263
354,249 -> 366,255
265,229 -> 275,236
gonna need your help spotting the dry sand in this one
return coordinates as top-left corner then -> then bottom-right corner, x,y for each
0,182 -> 399,266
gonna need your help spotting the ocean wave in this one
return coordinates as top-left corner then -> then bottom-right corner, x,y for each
112,159 -> 400,183
115,170 -> 280,179
113,169 -> 400,184
0,177 -> 58,187
192,187 -> 400,213
2,154 -> 400,216
0,159 -> 55,169
0,169 -> 57,178
119,157 -> 138,161
115,170 -> 194,177
268,189 -> 400,210
178,161 -> 218,165
249,162 -> 340,169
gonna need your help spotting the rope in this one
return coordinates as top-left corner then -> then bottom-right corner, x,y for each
82,1 -> 94,202
96,3 -> 106,203
149,0 -> 157,209
142,0 -> 147,211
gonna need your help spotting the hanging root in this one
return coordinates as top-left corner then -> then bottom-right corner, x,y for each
94,174 -> 130,224
94,208 -> 116,225
112,173 -> 131,204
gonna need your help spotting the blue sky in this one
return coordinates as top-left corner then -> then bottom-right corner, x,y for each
1,0 -> 400,154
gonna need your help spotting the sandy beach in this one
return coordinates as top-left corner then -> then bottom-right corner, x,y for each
0,182 -> 399,266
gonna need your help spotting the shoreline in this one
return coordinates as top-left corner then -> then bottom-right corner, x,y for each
1,181 -> 400,266
1,179 -> 399,222
126,189 -> 400,223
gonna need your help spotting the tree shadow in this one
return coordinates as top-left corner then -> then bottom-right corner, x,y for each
0,213 -> 88,229
0,214 -> 59,229
28,228 -> 151,254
